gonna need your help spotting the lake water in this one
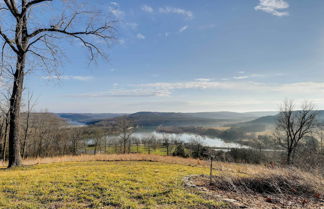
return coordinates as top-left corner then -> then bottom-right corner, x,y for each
132,131 -> 248,148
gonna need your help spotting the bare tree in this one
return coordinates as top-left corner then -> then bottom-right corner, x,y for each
93,128 -> 104,155
161,133 -> 171,156
117,117 -> 134,154
0,91 -> 11,161
0,0 -> 115,167
274,100 -> 317,165
21,91 -> 36,158
70,127 -> 83,156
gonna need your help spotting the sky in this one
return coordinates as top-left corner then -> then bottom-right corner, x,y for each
23,0 -> 324,113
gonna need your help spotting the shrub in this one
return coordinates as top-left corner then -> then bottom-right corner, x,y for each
173,144 -> 188,158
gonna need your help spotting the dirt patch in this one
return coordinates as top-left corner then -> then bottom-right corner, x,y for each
184,175 -> 324,209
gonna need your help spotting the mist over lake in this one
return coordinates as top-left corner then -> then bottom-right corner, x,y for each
133,131 -> 247,148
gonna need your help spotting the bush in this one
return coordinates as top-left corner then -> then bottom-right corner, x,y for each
173,144 -> 188,158
211,171 -> 322,197
226,148 -> 267,164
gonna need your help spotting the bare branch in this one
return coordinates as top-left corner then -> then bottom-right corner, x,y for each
3,0 -> 19,17
0,27 -> 18,54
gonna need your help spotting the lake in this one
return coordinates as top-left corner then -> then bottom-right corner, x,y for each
132,131 -> 248,148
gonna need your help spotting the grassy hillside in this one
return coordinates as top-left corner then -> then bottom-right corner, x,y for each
0,154 -> 322,209
0,157 -> 221,209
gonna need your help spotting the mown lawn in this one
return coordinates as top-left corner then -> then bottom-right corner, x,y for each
0,161 -> 224,209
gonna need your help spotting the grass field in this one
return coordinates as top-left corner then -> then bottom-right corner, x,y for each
0,159 -> 223,209
0,154 -> 321,209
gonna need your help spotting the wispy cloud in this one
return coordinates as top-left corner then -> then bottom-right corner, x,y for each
255,0 -> 289,17
141,5 -> 154,13
136,33 -> 146,40
179,25 -> 188,33
233,76 -> 249,80
159,7 -> 193,19
138,80 -> 265,91
118,39 -> 126,45
109,2 -> 125,19
110,2 -> 119,7
195,78 -> 211,82
42,75 -> 93,81
233,74 -> 264,80
137,80 -> 324,95
126,22 -> 138,30
69,89 -> 171,98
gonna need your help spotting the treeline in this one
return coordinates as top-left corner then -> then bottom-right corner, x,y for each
156,126 -> 279,149
0,112 -> 80,159
0,107 -> 322,174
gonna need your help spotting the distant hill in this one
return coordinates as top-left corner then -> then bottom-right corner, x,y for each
82,111 -> 277,127
57,113 -> 127,124
56,110 -> 324,131
231,110 -> 324,132
231,115 -> 278,132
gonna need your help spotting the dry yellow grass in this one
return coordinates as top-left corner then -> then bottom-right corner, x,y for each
0,154 -> 322,208
0,153 -> 277,174
207,126 -> 231,131
2,153 -> 319,180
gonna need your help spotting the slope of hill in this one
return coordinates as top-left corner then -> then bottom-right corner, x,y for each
231,110 -> 324,132
57,113 -> 127,124
86,111 -> 276,127
0,157 -> 220,208
1,154 -> 322,209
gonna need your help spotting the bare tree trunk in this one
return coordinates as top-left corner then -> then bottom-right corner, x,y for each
104,137 -> 107,154
8,55 -> 25,167
22,110 -> 30,158
287,148 -> 292,165
2,118 -> 9,161
128,139 -> 131,154
0,118 -> 5,156
123,139 -> 126,154
148,143 -> 151,154
209,156 -> 213,185
22,93 -> 33,158
0,114 -> 9,161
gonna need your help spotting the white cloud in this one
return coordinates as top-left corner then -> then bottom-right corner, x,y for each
138,80 -> 265,91
42,75 -> 93,81
126,22 -> 138,30
118,39 -> 126,45
233,74 -> 264,80
195,78 -> 211,82
233,76 -> 249,80
109,2 -> 125,19
110,8 -> 124,18
69,89 -> 171,98
142,5 -> 154,13
136,33 -> 146,40
110,2 -> 119,7
159,7 -> 193,19
137,80 -> 324,95
255,0 -> 289,17
179,25 -> 188,33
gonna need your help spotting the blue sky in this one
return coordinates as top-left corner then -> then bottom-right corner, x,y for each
25,0 -> 324,113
